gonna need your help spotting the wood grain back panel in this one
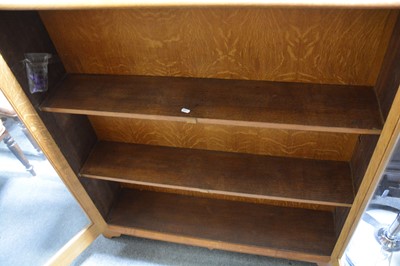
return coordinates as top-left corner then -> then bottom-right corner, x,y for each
39,8 -> 396,86
89,116 -> 358,161
121,183 -> 335,211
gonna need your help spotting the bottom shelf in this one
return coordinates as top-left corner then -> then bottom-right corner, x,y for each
107,188 -> 336,263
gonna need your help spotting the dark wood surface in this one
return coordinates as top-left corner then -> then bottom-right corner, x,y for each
107,188 -> 336,256
42,74 -> 383,134
334,207 -> 351,238
374,13 -> 400,121
81,141 -> 354,207
350,135 -> 379,194
0,11 -> 65,105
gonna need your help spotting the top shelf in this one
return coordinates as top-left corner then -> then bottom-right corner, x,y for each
41,74 -> 383,134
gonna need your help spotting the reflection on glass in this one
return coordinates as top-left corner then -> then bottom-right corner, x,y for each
344,138 -> 400,266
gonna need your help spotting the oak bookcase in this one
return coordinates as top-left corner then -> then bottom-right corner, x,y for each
1,5 -> 400,266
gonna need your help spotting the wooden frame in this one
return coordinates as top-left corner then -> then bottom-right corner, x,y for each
331,86 -> 400,265
332,12 -> 400,265
0,54 -> 105,264
45,224 -> 101,266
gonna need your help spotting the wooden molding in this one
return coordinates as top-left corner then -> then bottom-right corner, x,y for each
111,224 -> 331,264
45,224 -> 100,266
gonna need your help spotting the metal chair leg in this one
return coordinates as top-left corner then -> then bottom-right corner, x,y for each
18,121 -> 42,153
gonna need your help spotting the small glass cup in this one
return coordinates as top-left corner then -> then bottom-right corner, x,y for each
24,53 -> 51,94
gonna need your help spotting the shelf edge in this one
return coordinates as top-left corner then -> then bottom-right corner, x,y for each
41,106 -> 382,135
80,173 -> 353,208
107,224 -> 332,264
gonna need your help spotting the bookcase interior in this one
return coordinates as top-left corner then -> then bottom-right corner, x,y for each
1,8 -> 400,265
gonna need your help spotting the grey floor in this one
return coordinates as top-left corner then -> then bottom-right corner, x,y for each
0,117 -> 315,266
0,118 -> 89,266
73,235 -> 314,266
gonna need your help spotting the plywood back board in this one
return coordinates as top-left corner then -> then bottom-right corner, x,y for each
40,8 -> 397,86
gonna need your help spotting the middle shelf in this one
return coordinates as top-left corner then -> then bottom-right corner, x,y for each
81,141 -> 354,207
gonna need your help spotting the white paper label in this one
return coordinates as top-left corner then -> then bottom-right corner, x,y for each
181,108 -> 191,114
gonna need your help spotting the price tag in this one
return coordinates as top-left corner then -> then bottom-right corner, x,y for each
181,108 -> 191,114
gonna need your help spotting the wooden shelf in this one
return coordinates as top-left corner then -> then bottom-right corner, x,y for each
107,188 -> 336,262
41,74 -> 382,134
81,141 -> 354,207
